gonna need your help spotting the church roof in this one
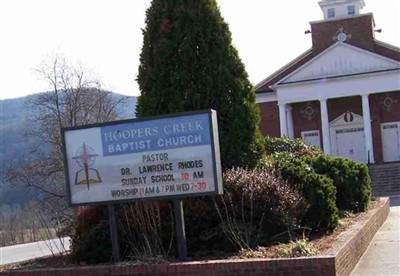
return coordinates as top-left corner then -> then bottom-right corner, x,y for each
277,42 -> 400,85
255,39 -> 400,93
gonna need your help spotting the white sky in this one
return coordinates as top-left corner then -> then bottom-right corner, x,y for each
0,0 -> 399,100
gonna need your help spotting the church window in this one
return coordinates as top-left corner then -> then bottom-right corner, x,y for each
347,5 -> 355,15
328,8 -> 335,18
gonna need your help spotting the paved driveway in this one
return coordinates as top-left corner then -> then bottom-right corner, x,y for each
351,197 -> 400,276
0,237 -> 70,265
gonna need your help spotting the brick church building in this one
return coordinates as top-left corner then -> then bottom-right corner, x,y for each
255,0 -> 400,164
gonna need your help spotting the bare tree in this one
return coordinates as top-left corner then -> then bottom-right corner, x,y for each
3,53 -> 128,230
30,54 -> 125,152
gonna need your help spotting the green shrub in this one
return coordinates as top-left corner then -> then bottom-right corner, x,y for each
273,152 -> 339,231
306,155 -> 371,212
214,167 -> 308,250
256,154 -> 275,170
265,136 -> 322,157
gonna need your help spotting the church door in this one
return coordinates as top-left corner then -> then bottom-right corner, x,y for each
334,127 -> 366,162
381,122 -> 400,162
330,112 -> 366,163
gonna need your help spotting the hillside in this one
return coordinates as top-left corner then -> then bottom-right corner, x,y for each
0,92 -> 137,205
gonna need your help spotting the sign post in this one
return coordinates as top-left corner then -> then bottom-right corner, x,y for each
173,199 -> 187,261
62,109 -> 223,260
108,204 -> 120,263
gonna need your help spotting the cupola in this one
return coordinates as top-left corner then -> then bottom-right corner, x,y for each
318,0 -> 365,20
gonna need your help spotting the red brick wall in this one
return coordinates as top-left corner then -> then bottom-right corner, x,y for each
327,96 -> 362,121
333,198 -> 390,276
258,101 -> 280,137
311,14 -> 375,55
292,101 -> 322,139
375,43 -> 400,61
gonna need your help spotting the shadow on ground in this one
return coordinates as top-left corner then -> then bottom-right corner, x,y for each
390,196 -> 400,207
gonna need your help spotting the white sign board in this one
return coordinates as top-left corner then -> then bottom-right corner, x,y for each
62,110 -> 223,206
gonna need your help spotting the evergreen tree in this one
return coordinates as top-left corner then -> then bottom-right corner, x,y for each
136,0 -> 264,169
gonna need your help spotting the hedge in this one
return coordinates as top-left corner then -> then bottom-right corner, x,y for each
306,155 -> 371,212
273,152 -> 339,231
265,136 -> 322,157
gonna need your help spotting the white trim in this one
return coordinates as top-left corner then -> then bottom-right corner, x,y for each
381,122 -> 400,130
276,69 -> 400,105
276,42 -> 400,85
255,92 -> 278,103
374,39 -> 400,52
329,112 -> 364,127
320,99 -> 331,154
278,103 -> 288,137
361,94 -> 374,163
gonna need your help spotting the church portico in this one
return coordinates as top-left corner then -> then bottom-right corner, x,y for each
273,89 -> 400,163
276,90 -> 399,163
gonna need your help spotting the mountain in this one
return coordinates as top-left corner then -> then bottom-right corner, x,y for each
0,92 -> 137,205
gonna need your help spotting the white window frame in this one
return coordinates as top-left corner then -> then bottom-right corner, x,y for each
347,5 -> 355,15
301,130 -> 321,149
328,8 -> 335,18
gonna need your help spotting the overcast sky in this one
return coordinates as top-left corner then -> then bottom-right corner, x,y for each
1,0 -> 399,100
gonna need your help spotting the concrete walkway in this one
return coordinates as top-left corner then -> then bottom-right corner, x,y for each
0,237 -> 70,266
351,197 -> 400,276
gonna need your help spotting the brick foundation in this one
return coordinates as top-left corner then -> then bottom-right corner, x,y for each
1,198 -> 389,276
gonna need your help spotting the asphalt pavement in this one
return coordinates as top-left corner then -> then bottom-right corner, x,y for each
351,196 -> 400,276
0,237 -> 70,266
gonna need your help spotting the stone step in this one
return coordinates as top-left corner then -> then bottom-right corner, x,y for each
369,162 -> 400,197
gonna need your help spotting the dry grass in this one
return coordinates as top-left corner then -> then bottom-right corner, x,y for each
238,237 -> 319,259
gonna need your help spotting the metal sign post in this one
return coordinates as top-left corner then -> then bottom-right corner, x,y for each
173,199 -> 187,261
108,204 -> 120,263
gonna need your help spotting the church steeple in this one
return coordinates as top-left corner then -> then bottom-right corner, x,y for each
318,0 -> 365,20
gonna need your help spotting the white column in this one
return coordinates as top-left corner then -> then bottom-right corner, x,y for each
286,105 -> 294,138
278,103 -> 288,137
320,98 -> 331,155
362,94 -> 374,163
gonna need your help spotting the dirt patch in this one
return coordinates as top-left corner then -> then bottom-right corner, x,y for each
310,198 -> 382,254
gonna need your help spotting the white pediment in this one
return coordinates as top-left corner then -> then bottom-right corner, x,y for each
279,42 -> 400,84
330,111 -> 364,127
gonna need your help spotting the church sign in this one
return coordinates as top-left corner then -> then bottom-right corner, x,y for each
62,109 -> 223,206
